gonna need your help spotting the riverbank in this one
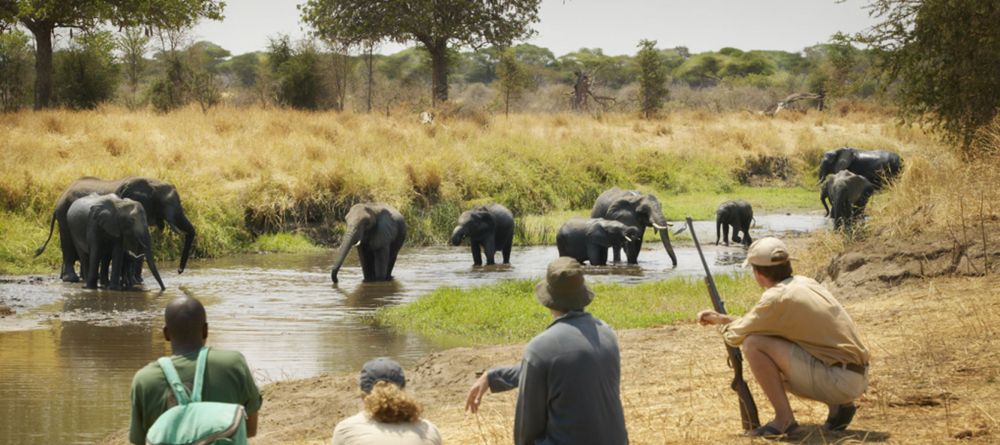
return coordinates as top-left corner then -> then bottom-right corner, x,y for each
0,108 -> 918,274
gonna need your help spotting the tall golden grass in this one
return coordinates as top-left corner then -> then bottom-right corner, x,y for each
0,105 -> 935,273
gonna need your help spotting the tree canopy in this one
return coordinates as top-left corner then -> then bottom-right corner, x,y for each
0,0 -> 224,108
299,0 -> 540,103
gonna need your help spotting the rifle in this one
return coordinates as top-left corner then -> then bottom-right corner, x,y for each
685,216 -> 761,432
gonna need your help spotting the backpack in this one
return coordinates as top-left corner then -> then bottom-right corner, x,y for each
145,347 -> 248,445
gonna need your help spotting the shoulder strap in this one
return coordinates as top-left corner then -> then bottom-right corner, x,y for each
158,356 -> 192,406
192,346 -> 210,403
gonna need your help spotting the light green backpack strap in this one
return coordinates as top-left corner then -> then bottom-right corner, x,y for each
157,357 -> 192,406
192,347 -> 210,403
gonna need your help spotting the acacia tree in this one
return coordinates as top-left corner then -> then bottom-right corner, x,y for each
851,0 -> 1000,151
299,0 -> 540,104
496,47 -> 528,116
636,39 -> 668,119
0,0 -> 224,109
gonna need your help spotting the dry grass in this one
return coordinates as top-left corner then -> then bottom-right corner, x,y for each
0,106 -> 933,273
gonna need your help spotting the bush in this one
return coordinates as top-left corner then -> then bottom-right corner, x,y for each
0,30 -> 33,112
54,31 -> 119,109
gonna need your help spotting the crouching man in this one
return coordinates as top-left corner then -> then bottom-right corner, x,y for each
697,237 -> 870,437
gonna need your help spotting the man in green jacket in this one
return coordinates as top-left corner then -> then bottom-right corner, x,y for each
129,296 -> 263,444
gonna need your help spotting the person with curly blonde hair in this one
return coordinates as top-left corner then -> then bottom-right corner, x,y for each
332,357 -> 441,445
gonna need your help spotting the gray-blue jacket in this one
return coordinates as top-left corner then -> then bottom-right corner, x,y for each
487,311 -> 628,445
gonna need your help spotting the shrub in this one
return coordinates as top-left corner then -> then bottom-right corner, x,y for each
54,31 -> 119,109
0,30 -> 33,112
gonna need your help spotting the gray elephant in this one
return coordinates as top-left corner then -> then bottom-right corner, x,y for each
330,203 -> 407,283
818,147 -> 902,190
556,218 -> 641,266
35,176 -> 196,282
716,200 -> 754,246
66,194 -> 165,291
449,203 -> 514,266
822,170 -> 875,231
590,187 -> 677,266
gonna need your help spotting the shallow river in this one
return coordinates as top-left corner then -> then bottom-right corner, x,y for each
0,214 -> 827,444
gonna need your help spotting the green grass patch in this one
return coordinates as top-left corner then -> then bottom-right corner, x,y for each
373,274 -> 761,346
249,233 -> 324,253
0,211 -> 62,275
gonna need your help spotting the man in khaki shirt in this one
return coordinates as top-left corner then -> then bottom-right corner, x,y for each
698,237 -> 869,437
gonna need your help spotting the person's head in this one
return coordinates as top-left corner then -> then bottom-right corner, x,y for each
534,257 -> 594,316
358,357 -> 421,423
162,296 -> 208,351
742,237 -> 795,288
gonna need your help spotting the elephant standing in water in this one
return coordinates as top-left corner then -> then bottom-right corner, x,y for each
35,176 -> 196,282
330,203 -> 406,283
591,188 -> 678,266
557,218 -> 640,266
449,203 -> 514,266
818,147 -> 902,190
823,170 -> 875,231
66,194 -> 165,291
716,200 -> 754,246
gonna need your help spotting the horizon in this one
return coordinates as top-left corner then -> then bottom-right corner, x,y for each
185,0 -> 877,58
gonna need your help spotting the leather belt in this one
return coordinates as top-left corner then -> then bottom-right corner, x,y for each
831,362 -> 868,375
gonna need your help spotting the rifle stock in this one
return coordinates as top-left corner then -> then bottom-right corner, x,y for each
687,217 -> 761,431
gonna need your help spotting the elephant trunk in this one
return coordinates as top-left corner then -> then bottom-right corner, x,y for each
659,228 -> 678,267
167,208 -> 196,274
331,226 -> 362,283
449,226 -> 466,246
145,246 -> 166,291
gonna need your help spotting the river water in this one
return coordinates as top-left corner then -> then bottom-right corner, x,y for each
0,214 -> 827,444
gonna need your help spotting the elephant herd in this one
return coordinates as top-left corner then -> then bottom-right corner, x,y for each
35,146 -> 902,290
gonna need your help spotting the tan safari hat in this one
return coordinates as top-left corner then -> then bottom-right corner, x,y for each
535,257 -> 595,311
742,237 -> 797,268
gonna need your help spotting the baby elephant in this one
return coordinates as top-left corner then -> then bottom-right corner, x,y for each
716,200 -> 754,246
557,218 -> 641,266
450,203 -> 515,266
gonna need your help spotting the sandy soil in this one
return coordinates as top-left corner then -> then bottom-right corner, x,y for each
102,237 -> 1000,445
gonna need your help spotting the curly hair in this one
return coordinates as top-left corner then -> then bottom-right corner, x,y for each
363,380 -> 422,423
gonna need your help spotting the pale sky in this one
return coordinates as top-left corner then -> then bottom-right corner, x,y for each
191,0 -> 877,56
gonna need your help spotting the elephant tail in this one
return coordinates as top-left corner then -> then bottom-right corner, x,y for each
34,211 -> 57,257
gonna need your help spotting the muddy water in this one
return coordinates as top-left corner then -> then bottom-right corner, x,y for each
0,214 -> 827,444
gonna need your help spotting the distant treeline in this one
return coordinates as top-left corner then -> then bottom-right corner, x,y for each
0,28 -> 886,114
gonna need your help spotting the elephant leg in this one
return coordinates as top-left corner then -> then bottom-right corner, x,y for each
731,224 -> 742,243
387,238 -> 403,280
372,247 -> 390,281
85,247 -> 101,290
612,246 -> 622,263
722,224 -> 731,246
587,243 -> 608,266
502,239 -> 512,264
132,259 -> 144,284
99,253 -> 111,288
483,238 -> 497,266
358,247 -> 374,281
58,223 -> 80,282
625,235 -> 642,264
109,245 -> 124,291
471,243 -> 483,266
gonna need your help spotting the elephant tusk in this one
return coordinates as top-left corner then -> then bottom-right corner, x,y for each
651,223 -> 669,230
354,241 -> 361,247
624,236 -> 635,243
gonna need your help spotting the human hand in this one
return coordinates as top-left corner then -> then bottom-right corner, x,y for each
465,371 -> 491,413
697,310 -> 720,326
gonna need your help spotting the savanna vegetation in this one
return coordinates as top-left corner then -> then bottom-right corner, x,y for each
0,108 -> 921,274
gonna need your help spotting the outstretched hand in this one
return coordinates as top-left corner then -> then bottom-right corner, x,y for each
465,372 -> 491,413
697,309 -> 721,326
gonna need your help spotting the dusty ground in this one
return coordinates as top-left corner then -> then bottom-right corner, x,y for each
101,236 -> 1000,445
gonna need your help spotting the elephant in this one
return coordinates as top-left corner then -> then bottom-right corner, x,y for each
591,187 -> 678,266
556,218 -> 641,266
35,176 -> 196,283
818,147 -> 902,190
449,203 -> 514,266
330,203 -> 407,283
822,170 -> 875,231
66,193 -> 165,291
716,200 -> 754,246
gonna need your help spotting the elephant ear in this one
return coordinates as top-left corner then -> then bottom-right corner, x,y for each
608,195 -> 639,217
91,204 -> 120,238
833,148 -> 855,171
585,220 -> 610,244
472,207 -> 495,231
